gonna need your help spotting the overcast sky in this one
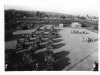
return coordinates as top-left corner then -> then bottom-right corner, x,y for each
4,0 -> 99,17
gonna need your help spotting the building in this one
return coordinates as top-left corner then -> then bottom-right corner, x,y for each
71,22 -> 81,28
59,23 -> 64,27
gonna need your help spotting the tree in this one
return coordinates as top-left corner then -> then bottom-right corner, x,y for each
60,15 -> 66,19
36,11 -> 40,17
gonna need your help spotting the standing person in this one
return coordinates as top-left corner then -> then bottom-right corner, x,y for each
23,34 -> 26,38
92,61 -> 98,71
86,37 -> 88,42
31,32 -> 34,38
35,63 -> 39,71
36,37 -> 41,47
27,35 -> 31,42
29,45 -> 35,58
17,39 -> 20,44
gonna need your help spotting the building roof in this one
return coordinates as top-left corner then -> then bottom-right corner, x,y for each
71,22 -> 81,26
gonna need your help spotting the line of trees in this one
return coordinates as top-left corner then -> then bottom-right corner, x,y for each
5,9 -> 50,23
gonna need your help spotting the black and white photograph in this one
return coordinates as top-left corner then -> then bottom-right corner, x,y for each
4,0 -> 99,71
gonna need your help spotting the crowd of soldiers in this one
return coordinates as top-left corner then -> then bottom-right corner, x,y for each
71,29 -> 98,71
81,37 -> 98,43
5,25 -> 58,71
71,30 -> 89,34
71,30 -> 98,43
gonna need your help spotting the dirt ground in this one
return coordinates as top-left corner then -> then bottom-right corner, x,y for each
5,26 -> 98,71
56,27 -> 98,71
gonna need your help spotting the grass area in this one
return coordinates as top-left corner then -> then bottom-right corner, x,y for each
86,26 -> 98,34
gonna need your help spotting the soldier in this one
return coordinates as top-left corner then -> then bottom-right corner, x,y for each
76,31 -> 78,34
22,34 -> 26,38
44,50 -> 54,70
47,40 -> 52,46
45,26 -> 47,32
83,31 -> 85,34
37,26 -> 40,31
39,33 -> 43,39
17,39 -> 21,44
21,41 -> 25,48
35,63 -> 39,71
31,32 -> 34,38
22,54 -> 32,65
26,35 -> 31,42
92,61 -> 98,71
44,55 -> 54,62
48,36 -> 53,43
28,45 -> 35,58
46,59 -> 54,71
16,39 -> 22,49
81,37 -> 85,42
53,31 -> 57,37
35,37 -> 41,47
43,26 -> 46,32
87,37 -> 91,43
41,31 -> 44,37
48,34 -> 53,39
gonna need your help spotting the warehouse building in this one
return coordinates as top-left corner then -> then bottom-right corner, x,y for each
71,22 -> 81,28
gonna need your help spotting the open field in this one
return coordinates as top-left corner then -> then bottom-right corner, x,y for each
5,26 -> 98,71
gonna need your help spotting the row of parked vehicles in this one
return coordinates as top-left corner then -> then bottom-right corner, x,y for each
5,25 -> 58,71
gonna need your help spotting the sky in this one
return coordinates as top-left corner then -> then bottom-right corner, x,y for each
4,0 -> 99,17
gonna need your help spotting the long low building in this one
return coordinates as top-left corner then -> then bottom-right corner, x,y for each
71,22 -> 82,28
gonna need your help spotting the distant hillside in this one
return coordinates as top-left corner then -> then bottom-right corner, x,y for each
4,9 -> 98,31
41,11 -> 70,17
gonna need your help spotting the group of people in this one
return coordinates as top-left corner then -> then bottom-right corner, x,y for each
81,37 -> 98,43
71,30 -> 97,43
71,30 -> 88,34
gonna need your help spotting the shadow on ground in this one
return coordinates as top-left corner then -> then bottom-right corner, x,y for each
54,35 -> 62,39
53,51 -> 70,60
53,51 -> 70,71
56,29 -> 62,32
38,43 -> 46,50
5,34 -> 38,42
54,57 -> 70,71
5,49 -> 70,71
5,34 -> 23,42
54,43 -> 66,49
41,39 -> 47,43
53,39 -> 63,43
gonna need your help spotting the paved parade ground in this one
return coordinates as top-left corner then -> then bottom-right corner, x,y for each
5,26 -> 98,71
